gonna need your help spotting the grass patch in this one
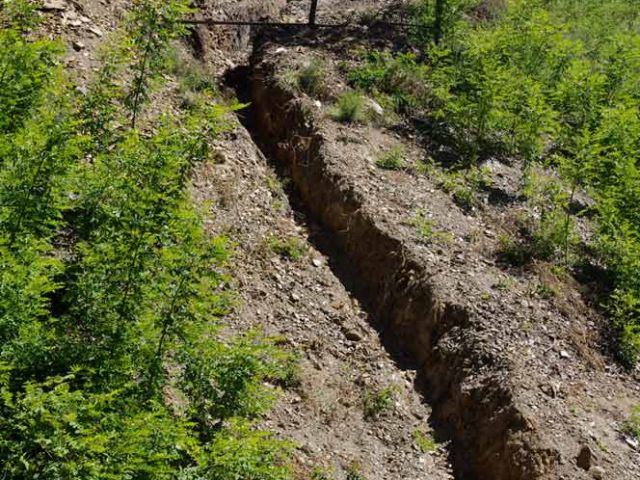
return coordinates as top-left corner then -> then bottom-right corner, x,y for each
267,235 -> 307,261
297,59 -> 327,97
413,429 -> 437,453
362,385 -> 397,420
331,91 -> 368,123
375,146 -> 405,170
167,43 -> 216,95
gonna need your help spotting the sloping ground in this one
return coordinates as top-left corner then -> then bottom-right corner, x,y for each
38,0 -> 456,479
191,114 -> 455,480
239,26 -> 640,479
37,0 -> 640,478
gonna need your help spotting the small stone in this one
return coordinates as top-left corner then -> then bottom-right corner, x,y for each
312,258 -> 322,268
560,350 -> 570,359
342,327 -> 362,342
366,99 -> 384,116
72,41 -> 85,51
539,383 -> 556,398
88,26 -> 104,37
576,445 -> 593,471
42,0 -> 67,11
591,466 -> 605,479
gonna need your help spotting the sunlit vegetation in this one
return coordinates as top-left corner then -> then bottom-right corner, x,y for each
0,1 -> 293,477
350,0 -> 640,366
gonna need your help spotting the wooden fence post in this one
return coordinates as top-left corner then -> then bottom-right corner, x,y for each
309,0 -> 318,26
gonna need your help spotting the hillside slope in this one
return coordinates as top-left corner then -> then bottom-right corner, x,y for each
21,0 -> 640,479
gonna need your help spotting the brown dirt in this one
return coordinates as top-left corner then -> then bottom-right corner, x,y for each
191,114 -> 455,480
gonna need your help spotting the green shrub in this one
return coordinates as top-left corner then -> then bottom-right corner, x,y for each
376,146 -> 405,170
0,2 -> 294,477
346,0 -> 640,364
0,2 -> 64,134
362,385 -> 397,420
331,91 -> 368,123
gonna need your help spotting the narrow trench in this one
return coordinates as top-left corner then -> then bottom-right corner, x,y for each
216,22 -> 559,480
223,57 -> 467,479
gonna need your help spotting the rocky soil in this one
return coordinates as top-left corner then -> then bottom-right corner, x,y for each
243,20 -> 640,480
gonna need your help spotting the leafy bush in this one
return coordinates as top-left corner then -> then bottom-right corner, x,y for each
0,0 -> 64,134
0,2 -> 294,477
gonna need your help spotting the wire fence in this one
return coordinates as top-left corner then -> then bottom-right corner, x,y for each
182,0 -> 419,30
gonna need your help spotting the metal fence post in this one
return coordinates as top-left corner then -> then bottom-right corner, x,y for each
309,0 -> 318,26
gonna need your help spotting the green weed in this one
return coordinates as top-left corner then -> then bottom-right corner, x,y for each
346,462 -> 367,480
376,146 -> 405,170
413,429 -> 438,453
412,210 -> 454,245
497,234 -> 533,266
268,235 -> 307,260
622,405 -> 640,441
331,91 -> 368,123
362,385 -> 397,420
536,283 -> 558,299
493,277 -> 515,292
311,466 -> 334,480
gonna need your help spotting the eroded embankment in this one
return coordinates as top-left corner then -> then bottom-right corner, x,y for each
238,40 -> 561,480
